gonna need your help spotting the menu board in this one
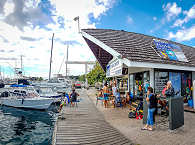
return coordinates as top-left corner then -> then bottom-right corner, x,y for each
155,71 -> 169,94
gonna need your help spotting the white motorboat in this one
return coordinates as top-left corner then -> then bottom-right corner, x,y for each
36,86 -> 62,103
0,85 -> 53,110
1,97 -> 53,110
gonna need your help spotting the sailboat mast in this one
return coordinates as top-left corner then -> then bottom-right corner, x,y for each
20,55 -> 23,75
49,33 -> 54,81
66,44 -> 69,77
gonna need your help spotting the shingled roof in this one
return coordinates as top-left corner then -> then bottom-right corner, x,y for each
82,29 -> 195,71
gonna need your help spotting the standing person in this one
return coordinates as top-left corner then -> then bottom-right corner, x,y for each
112,82 -> 117,97
142,87 -> 157,131
108,80 -> 113,94
72,83 -> 76,90
103,82 -> 109,108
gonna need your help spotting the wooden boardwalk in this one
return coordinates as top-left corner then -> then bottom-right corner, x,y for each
52,89 -> 133,145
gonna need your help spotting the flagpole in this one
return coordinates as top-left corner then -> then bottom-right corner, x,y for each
74,16 -> 80,33
78,17 -> 80,33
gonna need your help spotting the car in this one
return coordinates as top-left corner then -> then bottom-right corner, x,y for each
75,82 -> 82,88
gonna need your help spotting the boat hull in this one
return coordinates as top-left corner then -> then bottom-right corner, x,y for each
1,98 -> 53,110
40,94 -> 62,103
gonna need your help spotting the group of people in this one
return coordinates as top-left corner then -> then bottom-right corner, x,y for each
58,84 -> 80,112
97,81 -> 133,108
142,80 -> 175,131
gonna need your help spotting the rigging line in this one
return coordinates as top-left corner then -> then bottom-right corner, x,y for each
58,53 -> 66,74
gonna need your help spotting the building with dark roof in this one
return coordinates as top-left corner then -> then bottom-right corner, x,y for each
82,28 -> 195,108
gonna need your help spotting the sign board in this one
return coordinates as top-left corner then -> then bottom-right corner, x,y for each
106,60 -> 123,77
153,39 -> 188,62
155,71 -> 169,94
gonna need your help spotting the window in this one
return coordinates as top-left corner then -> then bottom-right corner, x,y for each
155,71 -> 169,94
181,72 -> 192,102
169,72 -> 181,97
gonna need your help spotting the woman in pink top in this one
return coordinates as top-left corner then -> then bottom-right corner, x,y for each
161,84 -> 167,97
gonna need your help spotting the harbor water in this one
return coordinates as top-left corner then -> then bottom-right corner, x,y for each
0,104 -> 58,145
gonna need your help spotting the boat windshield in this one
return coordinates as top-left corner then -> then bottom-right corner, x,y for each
39,87 -> 53,94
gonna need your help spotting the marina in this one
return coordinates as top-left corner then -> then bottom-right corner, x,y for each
0,0 -> 194,145
0,104 -> 58,145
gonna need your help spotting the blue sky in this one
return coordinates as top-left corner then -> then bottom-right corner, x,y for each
95,0 -> 195,46
0,0 -> 194,78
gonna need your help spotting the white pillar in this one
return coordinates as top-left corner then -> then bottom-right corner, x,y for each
192,72 -> 195,109
149,68 -> 154,89
128,73 -> 130,92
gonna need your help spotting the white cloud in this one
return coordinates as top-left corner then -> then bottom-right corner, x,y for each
167,25 -> 195,41
163,2 -> 181,21
51,0 -> 115,29
127,16 -> 133,24
153,17 -> 157,21
0,0 -> 116,77
173,5 -> 195,27
3,0 -> 14,16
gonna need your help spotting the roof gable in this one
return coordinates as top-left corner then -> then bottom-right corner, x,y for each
82,29 -> 195,69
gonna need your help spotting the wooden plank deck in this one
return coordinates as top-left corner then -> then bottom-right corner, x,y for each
52,89 -> 133,145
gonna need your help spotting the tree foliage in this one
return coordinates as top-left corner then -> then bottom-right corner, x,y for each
86,62 -> 106,85
78,74 -> 85,82
38,77 -> 43,81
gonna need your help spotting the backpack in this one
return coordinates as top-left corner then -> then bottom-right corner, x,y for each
136,101 -> 143,111
128,110 -> 136,118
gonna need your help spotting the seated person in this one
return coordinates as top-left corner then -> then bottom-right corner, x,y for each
70,89 -> 79,103
98,89 -> 104,98
125,92 -> 130,104
115,89 -> 122,105
158,81 -> 175,113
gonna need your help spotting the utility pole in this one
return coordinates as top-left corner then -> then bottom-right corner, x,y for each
49,33 -> 54,81
66,44 -> 69,77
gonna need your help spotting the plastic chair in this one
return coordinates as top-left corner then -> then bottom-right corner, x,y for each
115,97 -> 123,108
70,99 -> 80,107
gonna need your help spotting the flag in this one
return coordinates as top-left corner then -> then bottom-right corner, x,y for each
74,16 -> 79,21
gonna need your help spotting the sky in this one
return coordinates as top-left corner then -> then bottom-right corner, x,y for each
0,0 -> 194,78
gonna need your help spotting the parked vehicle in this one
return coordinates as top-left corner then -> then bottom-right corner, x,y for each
75,81 -> 82,88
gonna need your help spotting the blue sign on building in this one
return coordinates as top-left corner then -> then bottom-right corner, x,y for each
153,39 -> 188,62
